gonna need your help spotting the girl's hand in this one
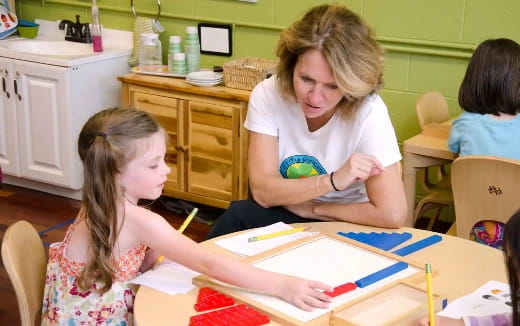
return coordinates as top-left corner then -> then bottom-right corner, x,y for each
417,316 -> 464,326
276,276 -> 332,311
334,153 -> 384,190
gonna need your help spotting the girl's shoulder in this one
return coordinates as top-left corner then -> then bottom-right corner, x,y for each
452,112 -> 483,126
123,203 -> 163,228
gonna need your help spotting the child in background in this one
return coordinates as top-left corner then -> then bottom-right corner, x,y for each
417,209 -> 520,326
449,38 -> 520,159
40,108 -> 332,325
448,38 -> 520,249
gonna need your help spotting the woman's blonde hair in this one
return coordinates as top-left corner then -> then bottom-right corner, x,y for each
77,108 -> 163,292
276,4 -> 384,118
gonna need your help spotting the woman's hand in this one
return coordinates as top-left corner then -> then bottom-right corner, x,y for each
275,276 -> 332,311
416,316 -> 464,326
333,153 -> 384,190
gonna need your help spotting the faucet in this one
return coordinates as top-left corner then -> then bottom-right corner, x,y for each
59,15 -> 92,43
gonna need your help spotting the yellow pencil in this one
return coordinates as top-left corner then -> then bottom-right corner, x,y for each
425,263 -> 435,326
248,227 -> 307,242
155,207 -> 199,268
178,207 -> 199,234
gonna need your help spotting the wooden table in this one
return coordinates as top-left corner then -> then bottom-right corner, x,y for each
402,122 -> 457,227
133,222 -> 506,325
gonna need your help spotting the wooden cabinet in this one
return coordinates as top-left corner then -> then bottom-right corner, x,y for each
118,73 -> 251,209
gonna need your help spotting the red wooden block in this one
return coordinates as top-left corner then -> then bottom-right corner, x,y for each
190,304 -> 270,326
324,282 -> 357,297
195,287 -> 235,312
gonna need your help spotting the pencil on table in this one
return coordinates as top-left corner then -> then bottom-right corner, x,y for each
425,263 -> 435,326
248,226 -> 307,242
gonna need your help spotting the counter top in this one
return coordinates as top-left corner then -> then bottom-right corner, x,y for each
118,73 -> 252,102
0,19 -> 132,67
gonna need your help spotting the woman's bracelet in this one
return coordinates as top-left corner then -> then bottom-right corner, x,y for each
316,174 -> 325,196
330,172 -> 340,191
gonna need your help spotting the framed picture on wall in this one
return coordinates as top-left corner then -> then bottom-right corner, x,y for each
198,23 -> 233,56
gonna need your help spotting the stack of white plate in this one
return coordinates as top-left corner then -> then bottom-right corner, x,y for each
186,71 -> 223,87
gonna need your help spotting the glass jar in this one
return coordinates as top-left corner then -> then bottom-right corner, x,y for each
139,33 -> 162,71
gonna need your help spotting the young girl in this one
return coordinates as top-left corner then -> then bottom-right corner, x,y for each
41,108 -> 332,325
417,209 -> 520,326
448,38 -> 520,249
449,38 -> 520,160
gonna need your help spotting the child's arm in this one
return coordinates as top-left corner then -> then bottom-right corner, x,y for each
131,208 -> 332,311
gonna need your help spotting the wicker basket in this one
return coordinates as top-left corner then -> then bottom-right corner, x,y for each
223,57 -> 278,91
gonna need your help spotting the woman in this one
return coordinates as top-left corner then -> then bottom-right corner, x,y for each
207,4 -> 406,239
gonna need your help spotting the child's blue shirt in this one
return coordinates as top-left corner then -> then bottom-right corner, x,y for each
448,112 -> 520,160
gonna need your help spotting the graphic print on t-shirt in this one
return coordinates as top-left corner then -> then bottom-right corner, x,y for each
279,155 -> 327,179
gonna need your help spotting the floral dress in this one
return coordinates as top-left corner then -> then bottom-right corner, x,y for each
41,219 -> 147,326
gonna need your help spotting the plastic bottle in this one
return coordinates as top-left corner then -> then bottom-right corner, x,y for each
91,0 -> 103,52
139,33 -> 162,72
185,26 -> 200,73
167,35 -> 182,73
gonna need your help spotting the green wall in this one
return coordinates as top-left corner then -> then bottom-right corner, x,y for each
15,0 -> 520,143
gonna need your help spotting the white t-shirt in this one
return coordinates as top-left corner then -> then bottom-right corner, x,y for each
245,76 -> 401,203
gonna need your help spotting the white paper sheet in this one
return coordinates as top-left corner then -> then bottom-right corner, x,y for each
438,280 -> 512,319
214,222 -> 319,256
130,262 -> 200,295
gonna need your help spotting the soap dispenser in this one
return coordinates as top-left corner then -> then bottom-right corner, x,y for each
91,0 -> 103,52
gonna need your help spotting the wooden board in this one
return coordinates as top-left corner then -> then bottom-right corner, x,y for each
193,233 -> 429,326
331,282 -> 445,326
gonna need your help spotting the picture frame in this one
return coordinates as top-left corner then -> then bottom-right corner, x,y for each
198,23 -> 233,56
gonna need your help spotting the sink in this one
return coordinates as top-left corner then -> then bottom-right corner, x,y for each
6,40 -> 93,56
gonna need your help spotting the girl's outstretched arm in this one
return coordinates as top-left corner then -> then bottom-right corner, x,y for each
130,207 -> 332,311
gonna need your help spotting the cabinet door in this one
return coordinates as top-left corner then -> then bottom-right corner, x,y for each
14,61 -> 73,186
0,59 -> 19,176
186,101 -> 239,202
129,90 -> 184,192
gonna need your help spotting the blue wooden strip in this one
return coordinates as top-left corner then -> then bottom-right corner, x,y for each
336,231 -> 412,251
392,235 -> 443,257
355,261 -> 409,288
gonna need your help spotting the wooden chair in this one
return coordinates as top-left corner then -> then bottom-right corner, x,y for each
451,155 -> 520,239
1,220 -> 47,326
414,91 -> 454,230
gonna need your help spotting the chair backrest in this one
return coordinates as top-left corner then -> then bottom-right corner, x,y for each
416,91 -> 450,130
451,155 -> 520,240
1,220 -> 47,326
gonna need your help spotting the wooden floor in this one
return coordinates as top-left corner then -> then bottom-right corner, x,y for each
0,183 -> 213,325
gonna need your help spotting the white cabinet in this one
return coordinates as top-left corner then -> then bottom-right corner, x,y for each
0,59 -> 73,187
0,55 -> 130,198
0,20 -> 132,199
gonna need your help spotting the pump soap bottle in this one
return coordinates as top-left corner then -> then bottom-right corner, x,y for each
91,0 -> 103,52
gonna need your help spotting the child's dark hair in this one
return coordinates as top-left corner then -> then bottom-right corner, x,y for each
458,38 -> 520,116
504,208 -> 520,326
77,108 -> 162,292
